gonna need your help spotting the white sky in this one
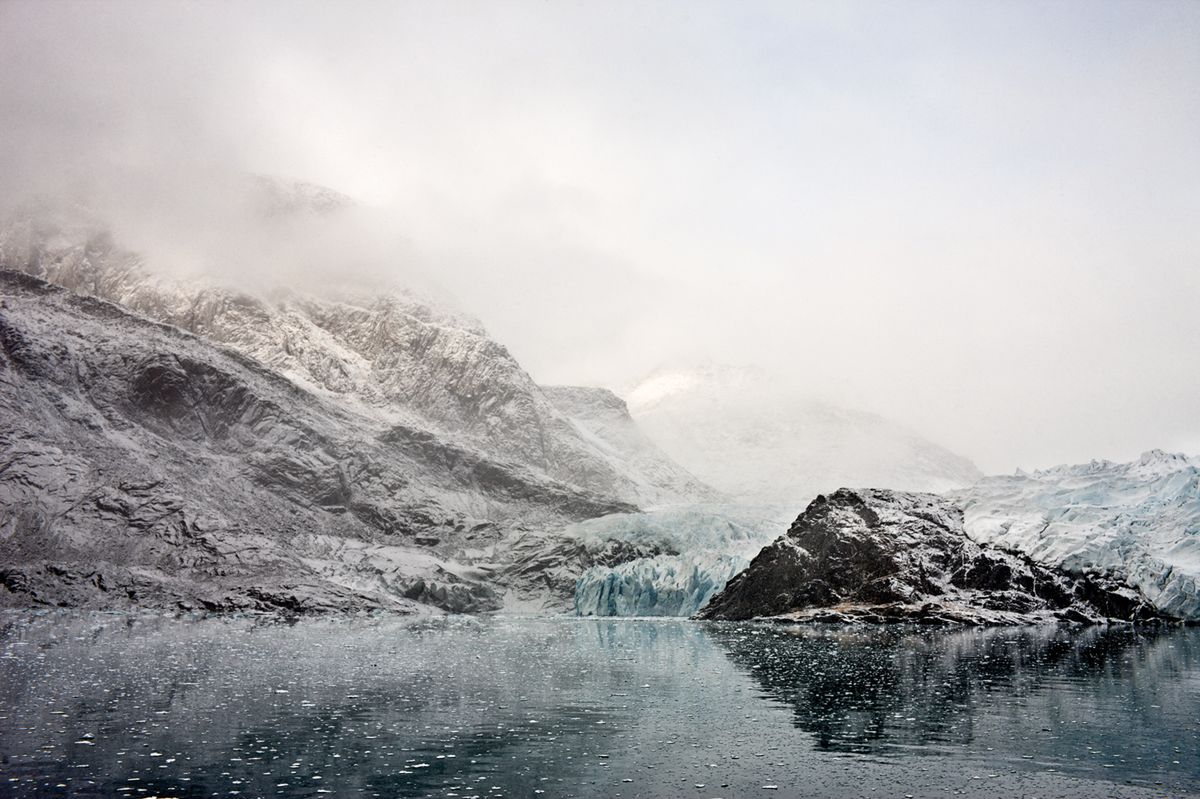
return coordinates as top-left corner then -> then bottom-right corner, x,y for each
1,0 -> 1198,472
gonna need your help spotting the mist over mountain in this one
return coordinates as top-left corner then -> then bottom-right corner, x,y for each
0,179 -> 738,613
627,364 -> 982,506
2,1 -> 1197,474
0,186 -> 711,510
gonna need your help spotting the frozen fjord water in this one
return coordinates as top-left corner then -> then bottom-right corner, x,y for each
0,613 -> 1198,798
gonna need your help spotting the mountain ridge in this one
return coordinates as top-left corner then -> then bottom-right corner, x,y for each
0,195 -> 712,508
0,270 -> 660,613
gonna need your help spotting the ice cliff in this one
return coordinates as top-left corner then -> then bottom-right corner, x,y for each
569,506 -> 781,617
574,552 -> 749,617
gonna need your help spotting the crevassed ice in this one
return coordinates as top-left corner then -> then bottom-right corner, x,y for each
574,552 -> 750,617
569,505 -> 784,617
956,450 -> 1200,619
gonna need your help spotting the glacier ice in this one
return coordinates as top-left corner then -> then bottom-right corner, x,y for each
956,450 -> 1200,620
574,552 -> 749,617
568,506 -> 784,617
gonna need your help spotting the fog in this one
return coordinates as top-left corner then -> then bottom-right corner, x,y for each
1,0 -> 1197,473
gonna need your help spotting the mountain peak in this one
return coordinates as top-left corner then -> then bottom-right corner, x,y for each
249,175 -> 355,218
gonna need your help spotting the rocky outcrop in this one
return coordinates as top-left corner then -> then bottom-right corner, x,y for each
699,488 -> 1173,625
0,271 -> 642,613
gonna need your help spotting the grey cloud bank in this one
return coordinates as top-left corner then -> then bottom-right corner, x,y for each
1,0 -> 1197,473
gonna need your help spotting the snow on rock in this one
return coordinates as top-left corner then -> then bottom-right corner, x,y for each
700,488 -> 1173,625
626,365 -> 981,506
956,450 -> 1200,619
0,271 -> 632,614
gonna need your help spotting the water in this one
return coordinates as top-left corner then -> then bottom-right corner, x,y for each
0,613 -> 1197,798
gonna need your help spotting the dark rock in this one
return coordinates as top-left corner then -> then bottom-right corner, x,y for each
699,488 -> 1176,626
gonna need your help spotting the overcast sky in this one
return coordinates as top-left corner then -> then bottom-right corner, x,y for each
1,0 -> 1198,472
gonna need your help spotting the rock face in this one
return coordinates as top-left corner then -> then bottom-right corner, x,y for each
699,488 -> 1172,625
0,271 -> 643,613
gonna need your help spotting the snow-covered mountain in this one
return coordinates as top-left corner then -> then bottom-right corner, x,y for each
626,365 -> 982,506
956,450 -> 1200,619
0,271 -> 646,611
0,182 -> 723,613
8,184 -> 1193,623
0,191 -> 710,509
540,385 -> 714,507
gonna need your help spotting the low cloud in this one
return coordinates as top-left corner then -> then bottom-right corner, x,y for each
2,0 -> 1197,471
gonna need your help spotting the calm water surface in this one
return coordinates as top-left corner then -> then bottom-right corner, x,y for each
0,613 -> 1197,798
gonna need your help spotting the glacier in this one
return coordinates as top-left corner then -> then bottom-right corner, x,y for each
956,450 -> 1200,620
574,552 -> 749,617
568,506 -> 784,617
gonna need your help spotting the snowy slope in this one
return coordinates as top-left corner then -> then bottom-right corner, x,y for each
627,365 -> 982,506
541,386 -> 716,508
0,272 -> 641,613
0,193 -> 707,508
956,450 -> 1200,619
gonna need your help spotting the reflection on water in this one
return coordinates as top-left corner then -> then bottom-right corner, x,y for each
0,612 -> 1196,798
709,624 -> 1200,781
